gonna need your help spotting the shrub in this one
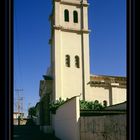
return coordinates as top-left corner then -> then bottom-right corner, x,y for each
49,97 -> 65,111
49,98 -> 105,112
28,106 -> 36,117
80,100 -> 105,110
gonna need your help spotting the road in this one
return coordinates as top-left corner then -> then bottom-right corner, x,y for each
13,125 -> 60,140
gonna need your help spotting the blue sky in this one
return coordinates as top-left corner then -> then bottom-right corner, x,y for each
14,0 -> 126,116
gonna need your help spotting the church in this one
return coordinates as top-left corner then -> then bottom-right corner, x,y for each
36,0 -> 126,135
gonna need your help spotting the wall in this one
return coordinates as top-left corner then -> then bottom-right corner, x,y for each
87,85 -> 126,106
112,87 -> 126,105
80,114 -> 126,140
61,31 -> 83,99
35,110 -> 40,125
61,4 -> 81,30
52,96 -> 126,140
53,96 -> 80,140
87,86 -> 110,104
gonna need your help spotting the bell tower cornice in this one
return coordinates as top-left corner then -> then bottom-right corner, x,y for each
53,25 -> 91,33
53,0 -> 89,7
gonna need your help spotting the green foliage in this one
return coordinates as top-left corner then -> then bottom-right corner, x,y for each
26,118 -> 36,125
49,98 -> 105,112
80,100 -> 105,110
49,97 -> 66,111
28,106 -> 36,117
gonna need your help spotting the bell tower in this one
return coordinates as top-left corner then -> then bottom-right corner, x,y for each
49,0 -> 90,101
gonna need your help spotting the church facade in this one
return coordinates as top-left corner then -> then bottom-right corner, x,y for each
37,0 -> 126,133
46,0 -> 126,105
49,0 -> 90,102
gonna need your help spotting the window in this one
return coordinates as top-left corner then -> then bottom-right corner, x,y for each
64,9 -> 69,22
75,55 -> 80,68
65,55 -> 70,67
73,11 -> 78,23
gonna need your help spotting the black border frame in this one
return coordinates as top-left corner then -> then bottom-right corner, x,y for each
1,0 -> 13,140
1,0 -> 135,139
127,0 -> 135,140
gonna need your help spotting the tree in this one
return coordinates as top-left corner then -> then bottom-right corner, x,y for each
28,106 -> 36,118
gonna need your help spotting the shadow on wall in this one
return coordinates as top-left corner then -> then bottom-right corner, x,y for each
79,113 -> 126,140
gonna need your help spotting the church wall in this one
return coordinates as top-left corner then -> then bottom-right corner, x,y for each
61,31 -> 83,99
53,29 -> 63,100
61,0 -> 81,3
51,0 -> 126,105
112,87 -> 126,105
82,33 -> 90,97
86,85 -> 126,106
86,86 -> 110,105
61,4 -> 81,30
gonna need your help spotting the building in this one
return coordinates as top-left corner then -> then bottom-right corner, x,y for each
47,0 -> 126,104
38,0 -> 127,134
13,112 -> 26,125
49,0 -> 90,101
87,75 -> 126,106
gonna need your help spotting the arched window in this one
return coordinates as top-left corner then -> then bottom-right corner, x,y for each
73,11 -> 78,23
65,55 -> 70,67
75,55 -> 80,68
64,9 -> 69,22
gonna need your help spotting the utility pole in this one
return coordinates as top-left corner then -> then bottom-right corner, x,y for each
15,89 -> 24,116
15,89 -> 24,125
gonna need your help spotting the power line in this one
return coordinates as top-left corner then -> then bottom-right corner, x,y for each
15,89 -> 24,115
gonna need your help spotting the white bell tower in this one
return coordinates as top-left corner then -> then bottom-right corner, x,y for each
49,0 -> 90,101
